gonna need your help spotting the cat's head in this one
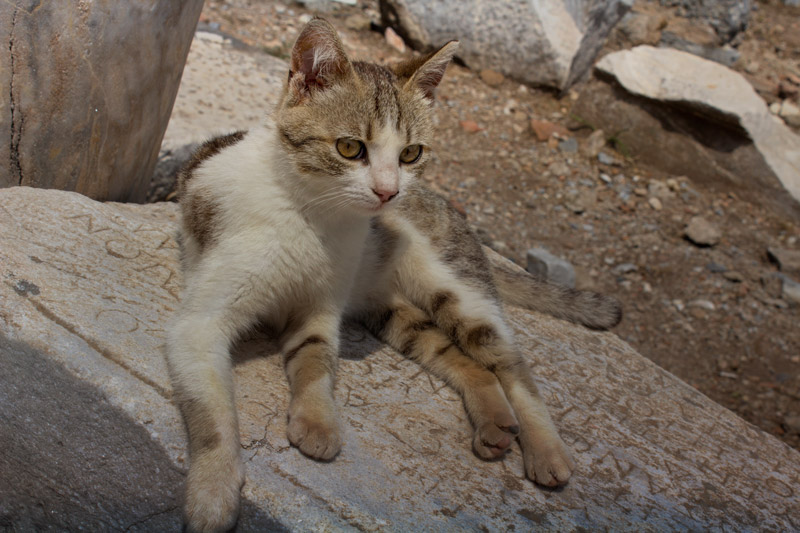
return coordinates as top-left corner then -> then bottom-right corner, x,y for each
275,17 -> 458,215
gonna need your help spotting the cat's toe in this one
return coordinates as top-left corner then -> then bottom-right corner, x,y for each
472,423 -> 514,459
184,453 -> 244,533
522,437 -> 576,487
287,415 -> 342,461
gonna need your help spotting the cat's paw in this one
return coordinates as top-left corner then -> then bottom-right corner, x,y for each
473,422 -> 515,459
472,407 -> 519,459
184,452 -> 244,533
287,414 -> 342,461
522,436 -> 576,487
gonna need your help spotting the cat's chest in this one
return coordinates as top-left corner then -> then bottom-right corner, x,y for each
249,212 -> 370,313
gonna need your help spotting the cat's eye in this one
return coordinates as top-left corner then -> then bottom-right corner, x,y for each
400,144 -> 423,164
336,138 -> 365,159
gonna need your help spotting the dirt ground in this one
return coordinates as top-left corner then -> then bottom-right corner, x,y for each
189,0 -> 800,451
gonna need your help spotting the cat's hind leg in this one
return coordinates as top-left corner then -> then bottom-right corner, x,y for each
360,294 -> 519,459
421,289 -> 576,486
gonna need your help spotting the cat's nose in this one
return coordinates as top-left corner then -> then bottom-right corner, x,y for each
372,188 -> 398,204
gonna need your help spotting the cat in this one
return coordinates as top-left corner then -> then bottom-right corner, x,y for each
167,17 -> 621,532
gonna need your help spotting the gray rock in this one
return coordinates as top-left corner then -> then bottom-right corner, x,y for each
559,137 -> 579,153
685,216 -> 721,246
526,247 -> 577,288
598,151 -> 621,166
660,0 -> 751,42
613,263 -> 638,275
576,47 -> 800,218
379,0 -> 631,91
2,186 -> 800,530
707,262 -> 728,273
0,1 -> 204,202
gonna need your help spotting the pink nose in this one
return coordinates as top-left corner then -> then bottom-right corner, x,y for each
372,188 -> 398,203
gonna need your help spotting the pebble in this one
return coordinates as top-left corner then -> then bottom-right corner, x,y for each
582,129 -> 606,158
685,216 -> 721,247
479,69 -> 505,87
597,151 -> 620,166
530,119 -> 568,142
648,197 -> 663,210
558,138 -> 578,153
723,271 -> 744,282
599,173 -> 612,185
613,263 -> 638,275
385,27 -> 406,53
782,276 -> 800,305
689,299 -> 716,311
526,247 -> 576,288
779,100 -> 800,127
706,262 -> 727,273
459,120 -> 482,133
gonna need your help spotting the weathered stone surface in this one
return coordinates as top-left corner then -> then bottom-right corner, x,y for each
160,32 -> 288,151
2,186 -> 799,530
379,0 -> 631,90
574,46 -> 800,218
0,1 -> 203,202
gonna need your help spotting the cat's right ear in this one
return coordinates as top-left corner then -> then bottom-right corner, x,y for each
288,18 -> 352,102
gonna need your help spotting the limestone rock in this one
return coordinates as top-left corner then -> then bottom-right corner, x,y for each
0,1 -> 204,202
575,46 -> 800,217
1,186 -> 800,530
379,0 -> 631,90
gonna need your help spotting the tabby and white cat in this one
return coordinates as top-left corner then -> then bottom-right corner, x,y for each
168,18 -> 621,532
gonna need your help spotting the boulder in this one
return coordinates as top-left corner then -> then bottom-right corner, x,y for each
0,1 -> 204,202
2,186 -> 800,530
573,46 -> 800,218
378,0 -> 632,91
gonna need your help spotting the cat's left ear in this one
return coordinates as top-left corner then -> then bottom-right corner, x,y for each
394,41 -> 459,101
288,17 -> 352,100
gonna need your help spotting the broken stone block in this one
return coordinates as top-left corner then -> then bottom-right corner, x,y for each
526,247 -> 577,288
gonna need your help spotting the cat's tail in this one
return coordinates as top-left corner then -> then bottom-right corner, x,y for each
486,250 -> 622,331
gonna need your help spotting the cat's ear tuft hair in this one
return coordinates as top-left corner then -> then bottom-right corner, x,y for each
395,41 -> 459,101
288,17 -> 352,100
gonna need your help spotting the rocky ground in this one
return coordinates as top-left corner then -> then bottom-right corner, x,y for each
161,0 -> 800,451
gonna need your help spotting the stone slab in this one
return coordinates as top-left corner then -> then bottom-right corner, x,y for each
1,186 -> 799,530
595,46 -> 800,208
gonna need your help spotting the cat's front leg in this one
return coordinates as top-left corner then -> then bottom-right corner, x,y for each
281,314 -> 343,460
167,309 -> 248,532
